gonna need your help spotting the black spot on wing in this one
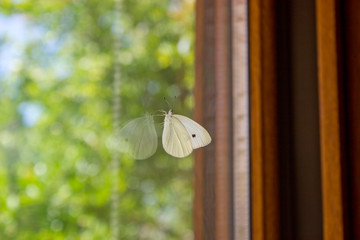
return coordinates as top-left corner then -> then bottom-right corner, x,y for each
192,134 -> 196,138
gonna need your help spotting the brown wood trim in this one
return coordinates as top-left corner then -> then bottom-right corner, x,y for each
315,0 -> 347,239
194,0 -> 232,239
194,0 -> 217,239
249,0 -> 280,239
344,0 -> 360,238
214,0 -> 232,239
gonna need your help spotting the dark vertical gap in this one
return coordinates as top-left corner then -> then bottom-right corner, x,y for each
290,0 -> 322,239
277,0 -> 323,239
275,0 -> 294,239
338,1 -> 350,239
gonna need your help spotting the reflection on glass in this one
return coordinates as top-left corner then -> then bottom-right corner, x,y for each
118,113 -> 158,160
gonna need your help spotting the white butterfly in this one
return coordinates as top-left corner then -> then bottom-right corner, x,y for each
118,113 -> 157,160
118,110 -> 211,159
162,110 -> 212,158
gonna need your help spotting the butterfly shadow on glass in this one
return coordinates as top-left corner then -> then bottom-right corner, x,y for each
117,113 -> 158,160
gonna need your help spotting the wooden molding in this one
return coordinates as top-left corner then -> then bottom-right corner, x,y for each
315,0 -> 347,239
249,0 -> 280,239
194,0 -> 232,239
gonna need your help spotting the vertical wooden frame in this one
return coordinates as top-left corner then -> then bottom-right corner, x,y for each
214,0 -> 232,237
194,0 -> 232,239
315,0 -> 347,239
249,0 -> 280,239
195,0 -> 360,238
196,0 -> 280,238
194,0 -> 217,238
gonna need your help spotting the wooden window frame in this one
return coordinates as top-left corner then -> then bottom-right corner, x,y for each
194,0 -> 250,239
194,0 -> 360,239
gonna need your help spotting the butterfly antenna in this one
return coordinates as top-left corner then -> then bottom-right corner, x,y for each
163,97 -> 172,110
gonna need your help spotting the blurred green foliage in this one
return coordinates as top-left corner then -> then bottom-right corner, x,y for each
0,0 -> 195,239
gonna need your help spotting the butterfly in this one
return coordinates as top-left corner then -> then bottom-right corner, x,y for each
162,109 -> 211,158
118,110 -> 211,159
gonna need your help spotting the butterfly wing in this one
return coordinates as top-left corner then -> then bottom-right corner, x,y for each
118,114 -> 157,160
162,116 -> 193,158
173,114 -> 212,149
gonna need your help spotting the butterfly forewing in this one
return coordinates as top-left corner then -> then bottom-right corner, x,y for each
162,116 -> 193,158
173,114 -> 212,149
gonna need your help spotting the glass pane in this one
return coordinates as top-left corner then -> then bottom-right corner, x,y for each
0,0 -> 195,239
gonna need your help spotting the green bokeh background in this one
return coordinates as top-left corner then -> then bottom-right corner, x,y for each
0,0 -> 195,239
